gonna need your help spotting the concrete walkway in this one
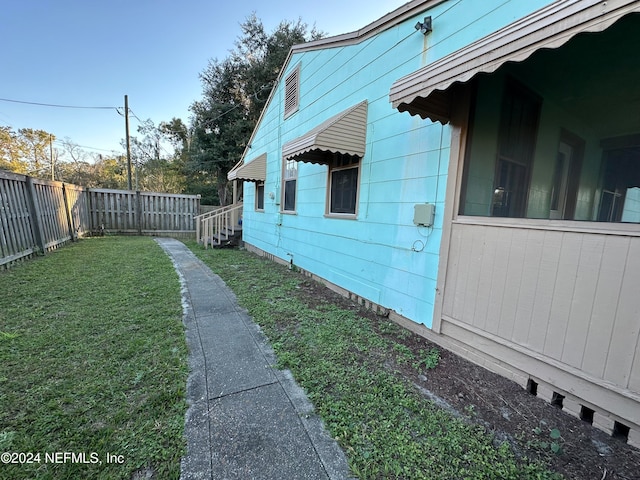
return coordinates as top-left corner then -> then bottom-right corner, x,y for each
155,238 -> 351,480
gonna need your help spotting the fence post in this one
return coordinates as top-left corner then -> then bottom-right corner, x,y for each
87,188 -> 103,233
61,183 -> 76,241
80,187 -> 93,234
136,191 -> 142,235
195,195 -> 201,233
25,176 -> 46,254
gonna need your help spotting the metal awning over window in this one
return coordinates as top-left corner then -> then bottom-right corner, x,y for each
227,153 -> 266,182
389,0 -> 640,124
282,101 -> 368,164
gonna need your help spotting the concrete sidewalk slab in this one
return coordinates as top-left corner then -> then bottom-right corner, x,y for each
155,238 -> 351,480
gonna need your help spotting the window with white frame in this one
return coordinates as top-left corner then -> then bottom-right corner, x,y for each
282,159 -> 297,212
328,153 -> 360,215
255,182 -> 265,211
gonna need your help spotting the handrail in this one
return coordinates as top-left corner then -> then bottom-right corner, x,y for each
196,203 -> 243,248
194,203 -> 237,220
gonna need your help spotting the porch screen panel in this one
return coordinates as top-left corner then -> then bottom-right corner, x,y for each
457,14 -> 640,224
460,77 -> 541,218
492,80 -> 541,218
597,146 -> 640,223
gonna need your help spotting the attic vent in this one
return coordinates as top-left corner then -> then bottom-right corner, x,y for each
284,65 -> 300,119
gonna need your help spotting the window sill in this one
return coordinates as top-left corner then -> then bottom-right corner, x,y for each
454,215 -> 640,237
325,213 -> 357,220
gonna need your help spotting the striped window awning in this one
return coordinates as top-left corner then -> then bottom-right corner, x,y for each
389,0 -> 640,124
282,100 -> 368,164
227,153 -> 266,182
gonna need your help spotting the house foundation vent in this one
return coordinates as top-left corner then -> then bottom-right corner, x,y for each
613,422 -> 630,443
526,378 -> 538,396
580,406 -> 594,424
551,392 -> 565,409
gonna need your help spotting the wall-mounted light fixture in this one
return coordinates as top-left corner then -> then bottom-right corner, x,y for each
415,16 -> 432,35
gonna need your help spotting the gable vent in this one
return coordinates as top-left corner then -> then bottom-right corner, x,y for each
284,66 -> 300,119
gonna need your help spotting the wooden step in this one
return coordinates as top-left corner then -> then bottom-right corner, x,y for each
210,227 -> 243,248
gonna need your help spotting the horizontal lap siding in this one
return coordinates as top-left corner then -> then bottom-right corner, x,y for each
442,222 -> 640,394
241,0 -> 554,327
243,25 -> 455,327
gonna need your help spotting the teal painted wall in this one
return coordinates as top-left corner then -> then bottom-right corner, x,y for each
241,0 -> 553,327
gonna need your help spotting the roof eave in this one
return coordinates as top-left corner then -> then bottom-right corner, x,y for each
390,0 -> 640,121
238,1 -> 448,164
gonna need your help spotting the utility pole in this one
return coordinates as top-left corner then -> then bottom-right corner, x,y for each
125,94 -> 133,190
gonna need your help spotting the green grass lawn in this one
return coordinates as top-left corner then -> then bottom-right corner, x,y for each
189,243 -> 561,480
0,237 -> 562,479
0,237 -> 188,480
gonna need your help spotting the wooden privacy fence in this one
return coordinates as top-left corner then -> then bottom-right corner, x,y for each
0,171 -> 87,267
0,170 -> 200,268
88,189 -> 200,236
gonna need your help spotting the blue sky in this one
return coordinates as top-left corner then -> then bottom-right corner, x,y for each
1,0 -> 405,157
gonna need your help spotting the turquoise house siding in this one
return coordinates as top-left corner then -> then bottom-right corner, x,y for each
239,0 -> 553,328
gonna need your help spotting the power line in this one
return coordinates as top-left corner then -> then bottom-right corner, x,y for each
116,107 -> 144,124
196,83 -> 274,128
3,96 -> 173,158
52,139 -> 121,154
0,97 -> 117,110
0,123 -> 122,154
122,107 -> 177,157
128,109 -> 143,123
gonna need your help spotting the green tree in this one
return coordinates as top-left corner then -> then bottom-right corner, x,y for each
126,118 -> 188,193
190,14 -> 323,205
0,127 -> 56,177
0,126 -> 29,173
159,118 -> 189,149
158,118 -> 217,201
19,128 -> 54,177
56,149 -> 128,189
90,155 -> 129,189
56,138 -> 92,185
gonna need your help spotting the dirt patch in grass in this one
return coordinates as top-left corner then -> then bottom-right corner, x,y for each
295,276 -> 640,480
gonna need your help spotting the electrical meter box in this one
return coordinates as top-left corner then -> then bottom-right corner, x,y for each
413,203 -> 435,227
